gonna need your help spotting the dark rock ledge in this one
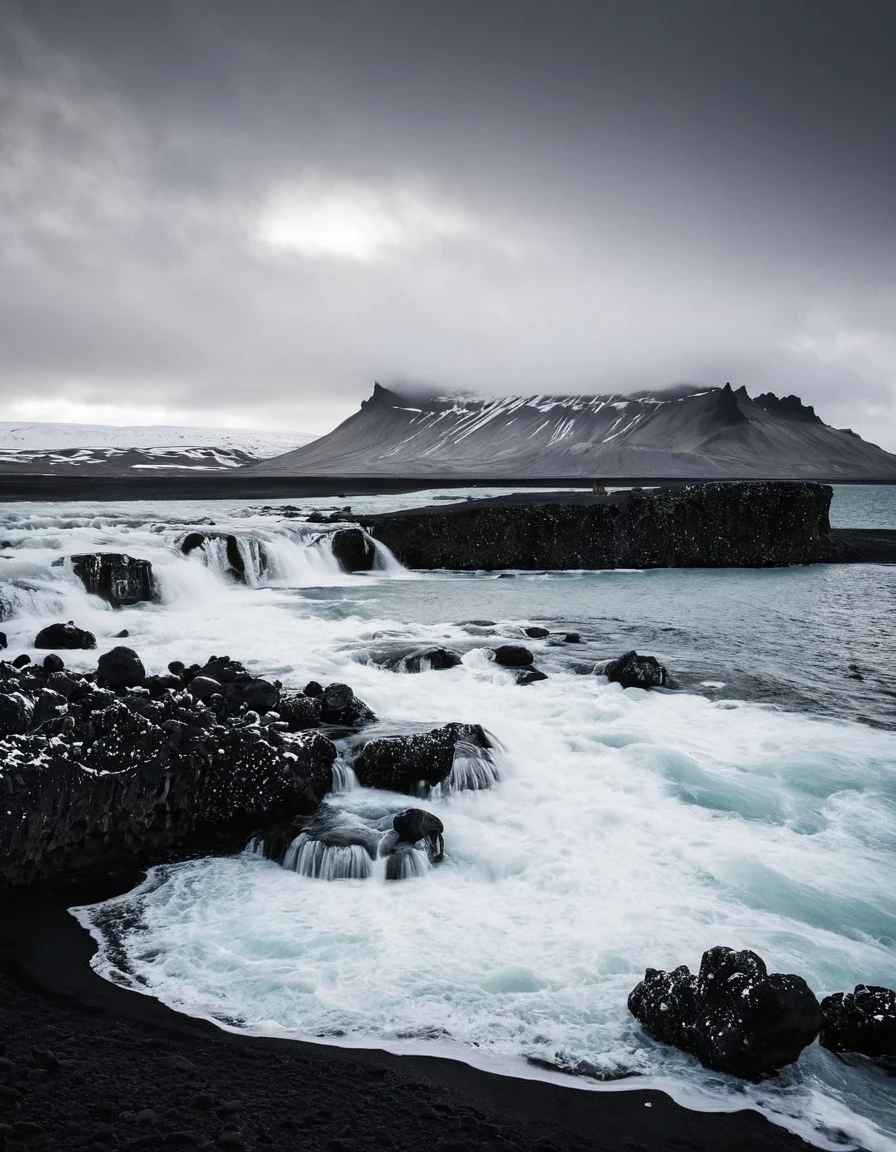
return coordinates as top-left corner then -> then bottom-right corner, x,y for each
361,481 -> 838,570
0,644 -> 499,889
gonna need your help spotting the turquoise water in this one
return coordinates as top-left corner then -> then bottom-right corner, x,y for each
0,486 -> 893,1150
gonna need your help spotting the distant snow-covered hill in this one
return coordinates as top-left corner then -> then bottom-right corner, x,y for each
0,422 -> 316,475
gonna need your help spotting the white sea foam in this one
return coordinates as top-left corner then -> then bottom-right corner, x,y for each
2,493 -> 894,1151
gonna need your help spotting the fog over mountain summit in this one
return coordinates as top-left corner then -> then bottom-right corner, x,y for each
258,383 -> 896,479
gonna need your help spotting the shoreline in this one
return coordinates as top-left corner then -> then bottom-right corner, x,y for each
1,473 -> 895,502
0,868 -> 812,1152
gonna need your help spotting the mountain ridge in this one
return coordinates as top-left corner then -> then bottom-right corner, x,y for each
255,383 -> 896,479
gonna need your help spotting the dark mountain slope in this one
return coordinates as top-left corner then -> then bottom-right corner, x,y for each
256,383 -> 896,479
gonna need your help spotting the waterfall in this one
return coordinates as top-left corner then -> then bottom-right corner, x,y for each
331,758 -> 360,792
439,739 -> 504,795
282,834 -> 373,880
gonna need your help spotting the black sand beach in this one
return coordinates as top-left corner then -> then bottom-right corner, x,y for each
0,870 -> 811,1152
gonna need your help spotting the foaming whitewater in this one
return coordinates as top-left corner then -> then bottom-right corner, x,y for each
2,492 -> 894,1151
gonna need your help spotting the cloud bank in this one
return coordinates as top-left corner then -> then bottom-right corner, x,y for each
1,0 -> 894,445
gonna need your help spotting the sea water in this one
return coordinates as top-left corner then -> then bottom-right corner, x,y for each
1,485 -> 894,1151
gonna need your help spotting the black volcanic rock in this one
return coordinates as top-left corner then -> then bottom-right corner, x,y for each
820,985 -> 896,1060
363,482 -> 836,571
0,657 -> 340,887
353,722 -> 494,793
604,651 -> 667,689
95,646 -> 146,690
69,553 -> 155,607
493,645 -> 534,668
34,622 -> 97,650
399,646 -> 462,673
252,383 -> 896,479
628,946 -> 821,1078
330,527 -> 375,572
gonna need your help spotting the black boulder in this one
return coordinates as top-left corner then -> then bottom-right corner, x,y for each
330,528 -> 375,573
820,985 -> 896,1060
96,647 -> 146,691
69,553 -> 155,607
493,645 -> 533,668
628,946 -> 821,1078
604,650 -> 667,689
34,622 -> 97,650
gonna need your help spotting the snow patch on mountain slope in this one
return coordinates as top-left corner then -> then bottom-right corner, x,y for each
0,422 -> 315,457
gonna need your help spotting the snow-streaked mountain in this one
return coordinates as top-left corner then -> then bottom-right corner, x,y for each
255,382 -> 896,479
0,422 -> 316,474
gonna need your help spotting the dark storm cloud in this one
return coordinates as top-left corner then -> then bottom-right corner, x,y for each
1,0 -> 895,442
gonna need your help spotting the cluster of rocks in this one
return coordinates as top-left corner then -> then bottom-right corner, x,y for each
628,947 -> 895,1076
0,638 -> 503,887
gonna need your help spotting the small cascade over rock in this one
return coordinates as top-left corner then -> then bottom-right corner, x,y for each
352,722 -> 499,795
285,834 -> 373,881
181,532 -> 271,586
255,801 -> 443,882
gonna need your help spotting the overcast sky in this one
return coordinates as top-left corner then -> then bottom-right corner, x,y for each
1,0 -> 895,446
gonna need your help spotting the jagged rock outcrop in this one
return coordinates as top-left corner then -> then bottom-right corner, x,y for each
364,482 -> 836,570
0,653 -> 343,887
628,946 -> 821,1078
69,553 -> 155,607
353,722 -> 495,793
820,985 -> 896,1061
34,622 -> 97,650
604,651 -> 667,689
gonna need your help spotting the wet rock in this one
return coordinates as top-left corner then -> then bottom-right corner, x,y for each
42,653 -> 65,673
321,682 -> 376,727
0,693 -> 33,737
96,646 -> 146,691
12,653 -> 30,668
330,528 -> 375,572
563,632 -> 582,643
628,946 -> 821,1078
303,680 -> 323,697
353,722 -> 493,793
239,679 -> 280,713
399,647 -> 462,673
524,626 -> 550,639
34,622 -> 97,650
277,693 -> 323,731
0,662 -> 339,887
393,808 -> 444,857
186,675 -> 221,702
517,669 -> 548,686
70,552 -> 155,607
820,985 -> 896,1060
0,632 -> 6,650
114,628 -> 130,638
604,650 -> 667,689
493,645 -> 533,668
